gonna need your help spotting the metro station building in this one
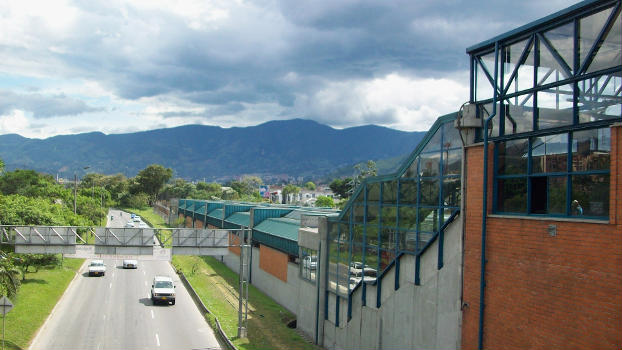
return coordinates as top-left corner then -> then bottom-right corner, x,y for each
172,0 -> 621,348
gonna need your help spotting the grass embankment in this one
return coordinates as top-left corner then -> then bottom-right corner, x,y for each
124,207 -> 173,247
172,255 -> 318,350
3,258 -> 84,350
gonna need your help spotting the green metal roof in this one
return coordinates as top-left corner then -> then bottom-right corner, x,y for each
208,208 -> 223,219
253,217 -> 300,241
225,212 -> 250,227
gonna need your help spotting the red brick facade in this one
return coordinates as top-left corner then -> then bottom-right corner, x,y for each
462,124 -> 622,349
259,244 -> 288,282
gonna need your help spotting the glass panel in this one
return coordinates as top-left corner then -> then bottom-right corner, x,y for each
587,11 -> 621,73
349,244 -> 363,289
403,156 -> 419,178
353,205 -> 365,223
380,228 -> 396,250
380,250 -> 395,273
353,224 -> 364,245
339,223 -> 349,242
543,22 -> 574,76
443,122 -> 462,149
571,174 -> 609,217
497,178 -> 527,213
399,179 -> 418,205
476,52 -> 497,101
381,206 -> 397,228
382,181 -> 398,205
420,152 -> 440,177
363,246 -> 379,282
504,38 -> 534,93
399,229 -> 416,252
579,7 -> 614,71
497,139 -> 528,175
443,148 -> 462,176
337,241 -> 349,295
572,128 -> 611,171
481,102 -> 502,138
531,133 -> 568,174
328,239 -> 338,291
417,208 -> 438,232
504,94 -> 534,134
548,176 -> 567,215
398,206 -> 417,230
578,75 -> 622,123
366,224 -> 378,246
328,221 -> 339,241
537,84 -> 574,129
354,189 -> 364,202
420,179 -> 439,206
366,204 -> 379,225
367,183 -> 381,202
442,177 -> 461,207
424,129 -> 442,153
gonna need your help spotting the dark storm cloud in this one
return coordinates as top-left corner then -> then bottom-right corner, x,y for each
5,0 -> 578,128
0,90 -> 102,118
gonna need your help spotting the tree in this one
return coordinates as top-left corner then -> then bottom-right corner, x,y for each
315,195 -> 334,207
329,178 -> 352,198
0,259 -> 20,298
135,164 -> 173,204
0,157 -> 4,174
304,181 -> 316,190
349,160 -> 378,196
282,184 -> 301,204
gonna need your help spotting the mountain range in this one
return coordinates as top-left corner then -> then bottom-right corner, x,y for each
0,119 -> 425,181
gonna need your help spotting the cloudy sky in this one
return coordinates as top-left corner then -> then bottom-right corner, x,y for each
0,0 -> 578,138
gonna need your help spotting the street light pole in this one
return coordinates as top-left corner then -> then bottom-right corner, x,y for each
73,173 -> 77,214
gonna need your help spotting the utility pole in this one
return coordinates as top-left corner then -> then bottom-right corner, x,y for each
73,173 -> 77,214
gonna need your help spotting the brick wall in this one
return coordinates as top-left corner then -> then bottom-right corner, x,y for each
229,232 -> 241,256
259,244 -> 288,282
462,125 -> 622,349
195,219 -> 204,229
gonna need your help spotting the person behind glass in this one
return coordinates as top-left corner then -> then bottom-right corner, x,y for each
572,200 -> 583,215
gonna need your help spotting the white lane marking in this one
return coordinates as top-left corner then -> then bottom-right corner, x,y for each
144,281 -> 147,286
151,310 -> 154,319
103,314 -> 106,320
155,333 -> 160,347
147,293 -> 151,299
143,270 -> 146,276
109,283 -> 112,289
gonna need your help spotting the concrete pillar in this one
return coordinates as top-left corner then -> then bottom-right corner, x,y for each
317,216 -> 328,346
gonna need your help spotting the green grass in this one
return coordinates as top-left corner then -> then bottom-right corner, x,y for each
2,258 -> 84,350
172,255 -> 318,350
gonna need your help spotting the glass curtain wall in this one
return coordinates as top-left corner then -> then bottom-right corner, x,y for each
471,1 -> 621,219
327,118 -> 462,296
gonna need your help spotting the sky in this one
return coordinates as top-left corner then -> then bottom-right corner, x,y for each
0,0 -> 579,139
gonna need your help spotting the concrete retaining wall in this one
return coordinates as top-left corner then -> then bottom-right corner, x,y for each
322,215 -> 463,350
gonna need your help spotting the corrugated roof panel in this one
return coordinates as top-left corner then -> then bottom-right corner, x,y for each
253,218 -> 300,241
208,208 -> 223,219
225,212 -> 250,227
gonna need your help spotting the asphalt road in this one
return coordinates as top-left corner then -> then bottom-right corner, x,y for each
29,210 -> 221,350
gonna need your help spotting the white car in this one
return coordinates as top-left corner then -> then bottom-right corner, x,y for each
151,275 -> 176,305
303,255 -> 317,270
124,222 -> 136,228
133,216 -> 141,222
122,259 -> 138,269
88,260 -> 106,277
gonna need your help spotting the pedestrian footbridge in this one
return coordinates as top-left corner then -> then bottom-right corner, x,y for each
0,225 -> 239,257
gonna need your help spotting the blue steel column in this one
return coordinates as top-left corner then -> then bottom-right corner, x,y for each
479,41 -> 499,350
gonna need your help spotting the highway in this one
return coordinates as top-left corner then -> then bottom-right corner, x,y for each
29,210 -> 221,350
